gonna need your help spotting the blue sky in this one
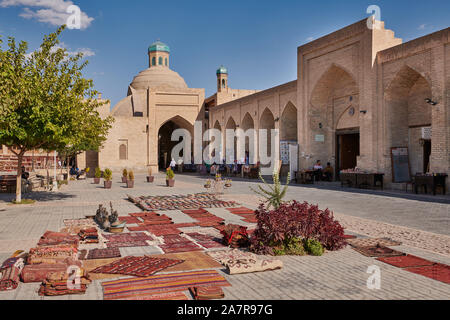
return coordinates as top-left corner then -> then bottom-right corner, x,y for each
0,0 -> 449,107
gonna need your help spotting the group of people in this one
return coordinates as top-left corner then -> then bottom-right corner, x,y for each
313,160 -> 334,182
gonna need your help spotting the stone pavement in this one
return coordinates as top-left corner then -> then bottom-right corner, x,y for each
0,173 -> 449,300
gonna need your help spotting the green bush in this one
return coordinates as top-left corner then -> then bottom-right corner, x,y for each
270,237 -> 306,256
166,168 -> 175,180
103,168 -> 112,181
303,239 -> 324,256
94,167 -> 102,178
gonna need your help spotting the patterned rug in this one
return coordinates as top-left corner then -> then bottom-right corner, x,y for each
376,255 -> 437,268
102,270 -> 231,300
352,245 -> 405,258
346,237 -> 402,248
187,232 -> 226,249
118,216 -> 141,225
117,291 -> 190,300
159,242 -> 204,254
128,193 -> 238,211
104,232 -> 155,248
148,251 -> 222,272
190,286 -> 224,300
90,256 -> 184,277
405,264 -> 450,284
86,248 -> 122,260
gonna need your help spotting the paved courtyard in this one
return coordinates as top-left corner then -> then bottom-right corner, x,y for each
0,173 -> 449,300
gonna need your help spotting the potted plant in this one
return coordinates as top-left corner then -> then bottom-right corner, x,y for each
122,169 -> 128,183
147,167 -> 154,183
103,168 -> 112,189
166,168 -> 175,187
94,167 -> 101,184
127,170 -> 135,188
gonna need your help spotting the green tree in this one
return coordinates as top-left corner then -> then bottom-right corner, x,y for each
0,26 -> 113,202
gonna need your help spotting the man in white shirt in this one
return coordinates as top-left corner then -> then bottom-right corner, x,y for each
313,160 -> 323,181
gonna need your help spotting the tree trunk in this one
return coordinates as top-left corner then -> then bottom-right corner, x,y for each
66,156 -> 70,182
15,153 -> 24,203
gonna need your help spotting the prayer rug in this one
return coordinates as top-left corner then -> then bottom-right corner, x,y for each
118,216 -> 141,224
162,235 -> 192,245
405,264 -> 450,284
21,263 -> 77,283
352,245 -> 405,258
90,256 -> 184,278
86,248 -> 121,260
376,255 -> 436,268
190,286 -> 224,300
346,237 -> 402,248
146,227 -> 182,236
102,270 -> 231,300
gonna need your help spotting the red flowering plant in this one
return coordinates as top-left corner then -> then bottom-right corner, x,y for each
250,201 -> 347,255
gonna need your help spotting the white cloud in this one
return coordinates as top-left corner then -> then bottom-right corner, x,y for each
418,24 -> 427,30
0,0 -> 94,29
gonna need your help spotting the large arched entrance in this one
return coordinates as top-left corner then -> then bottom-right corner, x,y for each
158,116 -> 194,170
259,108 -> 276,169
225,117 -> 237,163
309,64 -> 359,178
384,65 -> 432,180
280,102 -> 298,177
241,113 -> 255,163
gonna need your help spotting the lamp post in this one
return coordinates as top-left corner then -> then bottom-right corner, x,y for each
53,150 -> 58,191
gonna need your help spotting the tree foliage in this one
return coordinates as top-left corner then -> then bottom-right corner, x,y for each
0,25 -> 114,202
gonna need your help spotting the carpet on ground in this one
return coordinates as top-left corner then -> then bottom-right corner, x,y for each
90,256 -> 184,277
102,270 -> 231,300
376,254 -> 437,268
148,251 -> 222,272
405,264 -> 450,284
86,248 -> 122,260
352,245 -> 405,258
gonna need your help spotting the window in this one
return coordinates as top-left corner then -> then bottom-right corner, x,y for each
159,57 -> 163,65
222,79 -> 226,88
152,57 -> 156,66
165,58 -> 168,66
119,141 -> 128,160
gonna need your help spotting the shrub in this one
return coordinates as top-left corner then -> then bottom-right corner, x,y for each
85,167 -> 90,174
303,239 -> 324,256
94,167 -> 101,178
166,168 -> 175,180
272,237 -> 306,256
128,170 -> 134,181
250,201 -> 346,255
122,168 -> 128,177
104,169 -> 112,181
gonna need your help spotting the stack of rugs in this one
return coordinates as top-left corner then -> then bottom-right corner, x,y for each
0,254 -> 25,291
78,228 -> 99,244
189,286 -> 225,300
220,224 -> 250,248
38,269 -> 92,296
61,218 -> 106,248
128,193 -> 238,211
227,207 -> 258,223
160,235 -> 203,254
208,249 -> 283,275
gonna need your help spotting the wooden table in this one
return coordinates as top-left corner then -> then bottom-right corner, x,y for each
414,174 -> 447,195
340,173 -> 384,190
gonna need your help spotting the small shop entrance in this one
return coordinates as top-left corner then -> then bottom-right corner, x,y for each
336,129 -> 360,179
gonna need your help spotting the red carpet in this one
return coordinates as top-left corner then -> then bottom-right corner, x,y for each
405,264 -> 450,284
376,255 -> 436,268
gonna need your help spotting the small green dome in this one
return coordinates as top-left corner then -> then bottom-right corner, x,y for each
148,41 -> 170,53
216,65 -> 228,75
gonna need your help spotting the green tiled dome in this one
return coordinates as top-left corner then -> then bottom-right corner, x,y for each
216,65 -> 228,75
148,41 -> 170,53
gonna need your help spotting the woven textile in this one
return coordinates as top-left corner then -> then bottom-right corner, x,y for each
86,248 -> 121,260
346,238 -> 402,248
190,286 -> 224,300
27,246 -> 78,265
0,266 -> 21,291
90,256 -> 184,277
129,193 -> 238,211
104,232 -> 154,248
377,255 -> 436,268
405,264 -> 450,284
352,245 -> 405,258
102,270 -> 231,300
38,269 -> 91,296
21,262 -> 79,283
118,216 -> 141,224
114,291 -> 189,300
160,242 -> 203,254
187,233 -> 225,249
37,231 -> 79,247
